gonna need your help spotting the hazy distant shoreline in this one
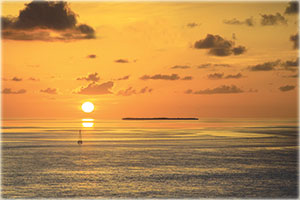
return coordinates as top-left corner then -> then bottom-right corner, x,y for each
122,117 -> 199,120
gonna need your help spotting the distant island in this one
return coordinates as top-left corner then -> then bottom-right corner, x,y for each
122,117 -> 199,120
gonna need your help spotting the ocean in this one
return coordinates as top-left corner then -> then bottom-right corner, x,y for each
1,118 -> 298,198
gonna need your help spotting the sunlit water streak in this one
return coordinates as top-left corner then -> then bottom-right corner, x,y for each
1,119 -> 298,198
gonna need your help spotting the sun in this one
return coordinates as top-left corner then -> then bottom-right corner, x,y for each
82,102 -> 94,113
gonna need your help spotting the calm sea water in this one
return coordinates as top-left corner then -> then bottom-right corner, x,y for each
1,118 -> 298,198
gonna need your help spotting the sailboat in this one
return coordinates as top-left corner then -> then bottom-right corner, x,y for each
77,130 -> 83,145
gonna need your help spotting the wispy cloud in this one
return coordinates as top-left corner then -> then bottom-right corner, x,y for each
248,60 -> 280,71
281,58 -> 298,71
77,72 -> 100,82
187,22 -> 199,28
260,13 -> 287,26
12,77 -> 22,81
77,81 -> 114,95
87,54 -> 96,59
223,17 -> 254,26
207,72 -> 243,79
117,86 -> 153,96
2,88 -> 26,94
185,85 -> 244,95
115,59 -> 129,63
171,65 -> 191,69
140,74 -> 180,80
116,75 -> 130,81
279,85 -> 296,92
290,33 -> 299,49
40,88 -> 57,94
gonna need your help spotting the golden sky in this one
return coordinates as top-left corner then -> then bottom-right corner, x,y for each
1,1 -> 299,119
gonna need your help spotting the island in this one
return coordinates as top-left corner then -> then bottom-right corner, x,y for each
122,117 -> 199,120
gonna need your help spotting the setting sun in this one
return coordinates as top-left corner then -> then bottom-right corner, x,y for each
81,102 -> 94,113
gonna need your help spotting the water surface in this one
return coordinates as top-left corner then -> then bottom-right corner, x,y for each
1,118 -> 298,198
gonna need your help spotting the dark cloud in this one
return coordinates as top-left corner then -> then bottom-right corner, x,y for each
1,1 -> 95,41
117,86 -> 152,96
232,46 -> 246,55
117,75 -> 130,81
187,22 -> 199,28
28,77 -> 39,81
115,59 -> 129,63
282,73 -> 298,78
223,17 -> 254,26
77,72 -> 100,82
290,33 -> 299,49
279,85 -> 296,92
260,13 -> 287,26
171,65 -> 191,69
40,88 -> 57,94
285,1 -> 299,14
12,77 -> 22,81
225,73 -> 243,79
2,88 -> 26,94
140,74 -> 180,80
281,58 -> 298,71
214,64 -> 231,67
181,76 -> 193,80
87,54 -> 96,59
77,81 -> 113,95
198,63 -> 212,69
194,34 -> 246,56
207,72 -> 243,79
248,88 -> 258,93
207,73 -> 224,79
248,60 -> 280,71
185,85 -> 244,95
208,48 -> 232,56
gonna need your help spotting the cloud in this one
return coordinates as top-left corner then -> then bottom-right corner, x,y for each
285,1 -> 299,14
214,64 -> 231,67
115,59 -> 129,63
1,1 -> 95,41
207,72 -> 243,79
12,77 -> 22,81
248,60 -> 280,71
223,17 -> 254,26
87,54 -> 96,59
187,22 -> 199,28
2,88 -> 26,94
117,75 -> 130,80
40,88 -> 57,94
77,72 -> 100,82
232,46 -> 247,55
290,33 -> 299,49
181,76 -> 193,80
194,34 -> 246,56
77,81 -> 113,95
281,58 -> 298,71
117,86 -> 153,96
260,13 -> 287,26
208,73 -> 224,79
171,65 -> 191,69
185,85 -> 244,95
140,74 -> 180,80
225,73 -> 243,79
279,85 -> 296,92
198,63 -> 212,69
28,77 -> 39,81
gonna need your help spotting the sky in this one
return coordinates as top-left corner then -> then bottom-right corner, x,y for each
1,1 -> 299,119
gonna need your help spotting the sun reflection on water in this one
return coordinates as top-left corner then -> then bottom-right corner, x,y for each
82,119 -> 94,127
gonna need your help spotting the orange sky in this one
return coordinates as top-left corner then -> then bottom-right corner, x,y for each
1,1 -> 299,119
